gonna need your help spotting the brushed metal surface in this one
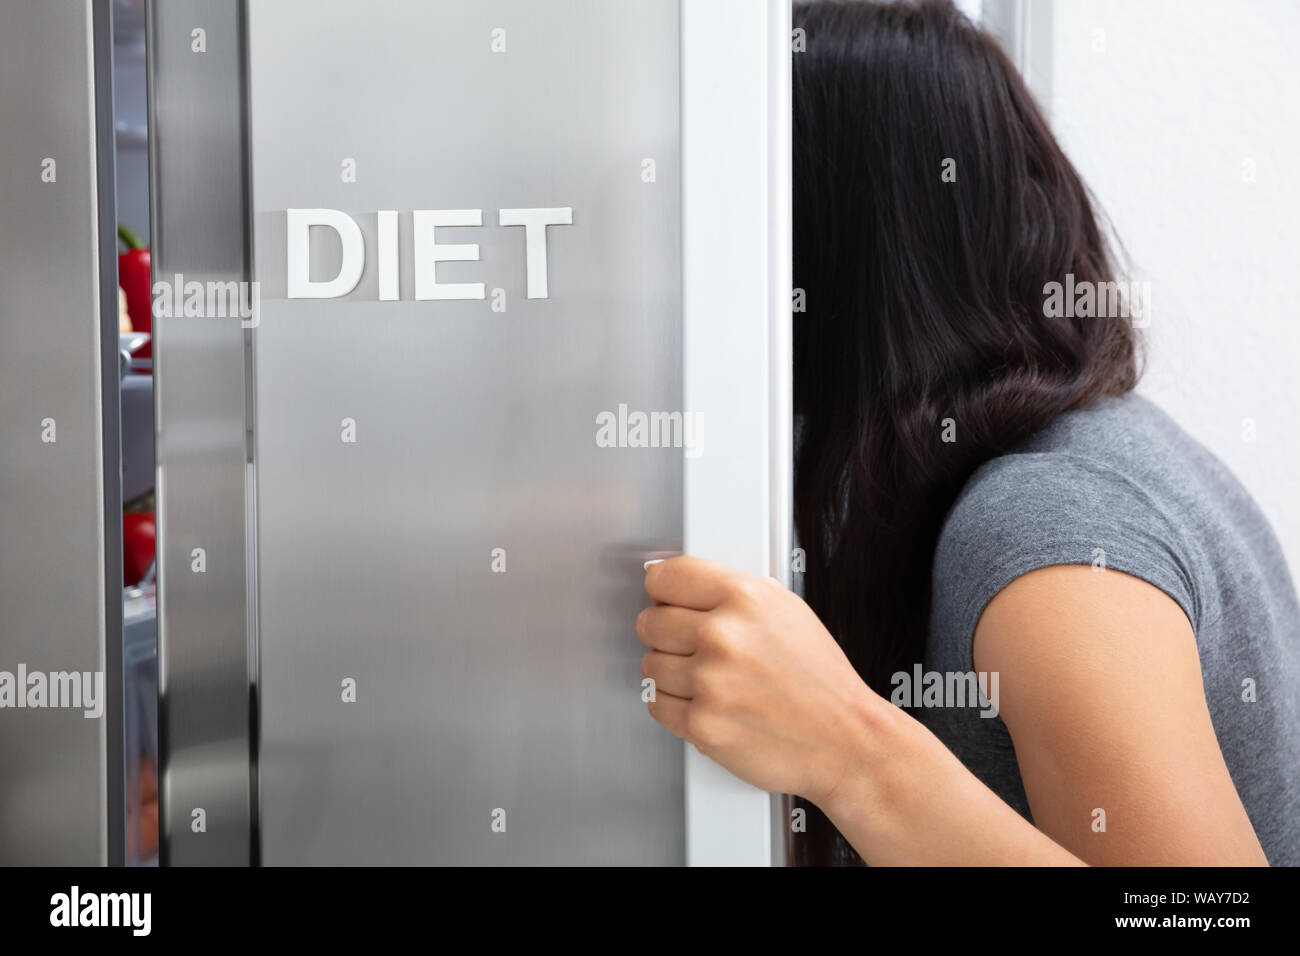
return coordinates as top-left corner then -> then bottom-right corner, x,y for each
0,0 -> 117,865
246,0 -> 685,864
147,0 -> 255,865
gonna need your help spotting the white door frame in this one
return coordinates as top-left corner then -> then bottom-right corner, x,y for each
681,0 -> 793,867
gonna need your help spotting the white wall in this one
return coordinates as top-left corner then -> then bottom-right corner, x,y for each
1047,0 -> 1300,574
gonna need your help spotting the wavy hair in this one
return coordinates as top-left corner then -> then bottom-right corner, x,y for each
791,0 -> 1140,865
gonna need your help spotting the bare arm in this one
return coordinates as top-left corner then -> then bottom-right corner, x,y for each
639,556 -> 1266,865
968,564 -> 1266,865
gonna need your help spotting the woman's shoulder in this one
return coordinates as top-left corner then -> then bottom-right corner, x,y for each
930,393 -> 1202,661
937,393 -> 1191,564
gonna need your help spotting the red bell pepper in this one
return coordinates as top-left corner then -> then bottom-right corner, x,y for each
117,224 -> 152,359
122,510 -> 156,587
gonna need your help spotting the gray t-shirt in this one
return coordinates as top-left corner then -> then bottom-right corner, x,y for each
922,392 -> 1300,865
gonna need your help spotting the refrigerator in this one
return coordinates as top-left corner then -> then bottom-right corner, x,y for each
0,0 -> 791,867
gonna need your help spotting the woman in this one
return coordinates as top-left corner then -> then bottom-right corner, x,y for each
638,0 -> 1299,866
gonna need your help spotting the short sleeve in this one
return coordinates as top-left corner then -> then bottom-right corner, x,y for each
929,452 -> 1201,674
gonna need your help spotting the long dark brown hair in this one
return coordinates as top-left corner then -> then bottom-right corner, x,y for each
790,0 -> 1140,865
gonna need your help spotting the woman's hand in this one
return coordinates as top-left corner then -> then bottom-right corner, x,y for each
637,555 -> 1084,866
638,555 -> 888,806
638,556 -> 1263,866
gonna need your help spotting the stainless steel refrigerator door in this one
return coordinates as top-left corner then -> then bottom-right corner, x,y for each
149,0 -> 790,865
0,0 -> 122,865
246,0 -> 685,864
147,0 -> 257,866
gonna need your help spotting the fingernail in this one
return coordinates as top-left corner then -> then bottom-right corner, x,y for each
643,558 -> 665,570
